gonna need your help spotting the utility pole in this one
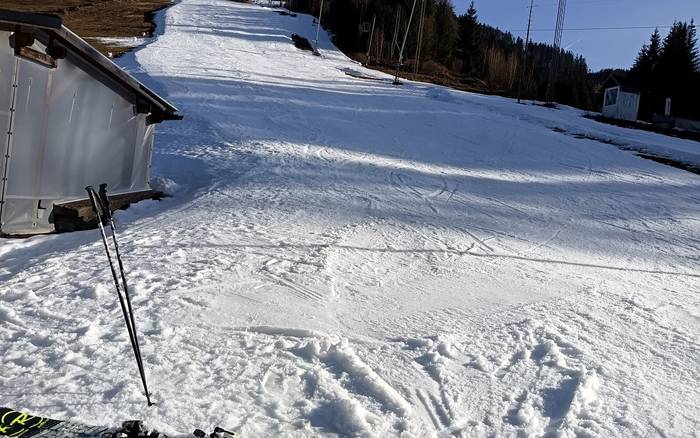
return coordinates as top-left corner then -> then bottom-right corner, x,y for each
365,14 -> 376,66
391,9 -> 401,60
546,0 -> 567,103
394,0 -> 418,85
517,0 -> 534,103
314,0 -> 325,56
414,0 -> 427,74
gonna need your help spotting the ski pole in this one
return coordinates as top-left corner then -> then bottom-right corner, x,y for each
97,185 -> 147,385
86,186 -> 153,406
87,186 -> 152,406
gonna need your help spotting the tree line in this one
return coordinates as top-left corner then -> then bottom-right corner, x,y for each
628,22 -> 699,120
288,0 -> 595,109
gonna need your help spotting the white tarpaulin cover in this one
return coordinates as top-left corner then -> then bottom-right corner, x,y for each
0,18 -> 176,235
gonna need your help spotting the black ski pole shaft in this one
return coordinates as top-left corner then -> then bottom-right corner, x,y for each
88,187 -> 152,406
86,187 -> 153,406
97,185 -> 146,383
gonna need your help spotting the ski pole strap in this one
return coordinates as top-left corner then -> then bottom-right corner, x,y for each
98,183 -> 113,221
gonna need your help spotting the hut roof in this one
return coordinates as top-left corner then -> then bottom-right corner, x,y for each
600,74 -> 640,95
0,9 -> 180,122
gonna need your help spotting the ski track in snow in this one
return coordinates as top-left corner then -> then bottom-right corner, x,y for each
1,1 -> 699,436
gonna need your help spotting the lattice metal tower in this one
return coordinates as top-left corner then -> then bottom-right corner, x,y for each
553,0 -> 567,49
546,0 -> 567,102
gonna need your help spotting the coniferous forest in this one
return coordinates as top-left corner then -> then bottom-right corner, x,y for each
288,0 -> 699,118
628,22 -> 700,120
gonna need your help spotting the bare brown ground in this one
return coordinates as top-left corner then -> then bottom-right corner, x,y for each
2,0 -> 171,56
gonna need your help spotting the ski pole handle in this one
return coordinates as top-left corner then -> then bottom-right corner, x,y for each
86,186 -> 100,216
86,186 -> 107,225
98,183 -> 113,221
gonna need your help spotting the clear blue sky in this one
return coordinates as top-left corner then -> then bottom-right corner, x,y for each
452,0 -> 700,71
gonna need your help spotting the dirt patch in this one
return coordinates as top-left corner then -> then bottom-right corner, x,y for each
2,0 -> 171,57
291,33 -> 313,51
358,58 -> 498,96
633,153 -> 700,175
584,114 -> 700,143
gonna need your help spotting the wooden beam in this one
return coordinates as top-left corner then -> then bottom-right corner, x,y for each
52,189 -> 163,232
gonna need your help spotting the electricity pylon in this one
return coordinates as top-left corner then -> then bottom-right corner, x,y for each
546,0 -> 567,103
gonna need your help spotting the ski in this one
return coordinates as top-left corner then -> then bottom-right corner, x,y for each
1,407 -> 239,438
0,407 -> 164,437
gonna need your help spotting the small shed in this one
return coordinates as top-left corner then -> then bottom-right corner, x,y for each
601,75 -> 640,122
0,10 -> 180,236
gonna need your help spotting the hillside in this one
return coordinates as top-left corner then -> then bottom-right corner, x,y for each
1,1 -> 699,437
1,0 -> 170,56
289,0 -> 594,109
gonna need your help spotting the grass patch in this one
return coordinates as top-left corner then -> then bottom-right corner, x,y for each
359,58 -> 502,97
2,0 -> 171,57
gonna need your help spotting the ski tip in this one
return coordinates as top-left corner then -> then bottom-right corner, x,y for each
213,427 -> 238,436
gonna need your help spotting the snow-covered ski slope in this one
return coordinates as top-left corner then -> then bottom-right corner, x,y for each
2,0 -> 699,436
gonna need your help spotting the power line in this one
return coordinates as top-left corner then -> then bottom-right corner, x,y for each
510,25 -> 672,32
527,0 -> 630,7
515,0 -> 626,10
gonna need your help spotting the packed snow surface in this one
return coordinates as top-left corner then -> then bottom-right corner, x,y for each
2,1 -> 699,436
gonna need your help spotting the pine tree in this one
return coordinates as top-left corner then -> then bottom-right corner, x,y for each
689,20 -> 700,119
688,20 -> 699,72
632,44 -> 650,74
432,0 -> 457,65
630,29 -> 661,89
657,21 -> 700,117
648,28 -> 662,68
658,21 -> 698,78
458,1 -> 481,77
